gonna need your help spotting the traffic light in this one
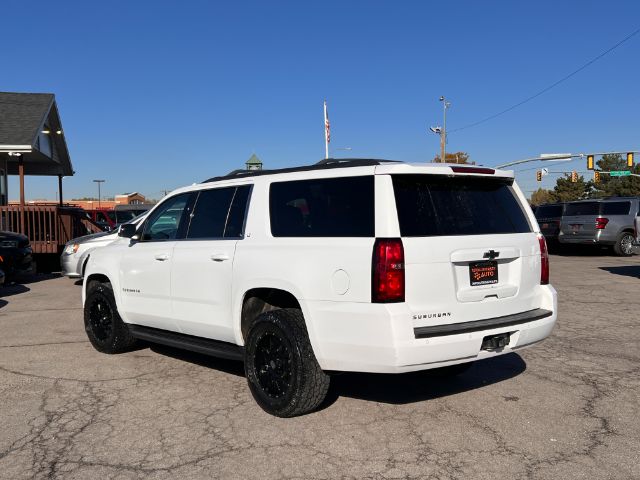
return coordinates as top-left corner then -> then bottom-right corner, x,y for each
627,152 -> 634,168
571,171 -> 578,183
587,155 -> 594,170
536,170 -> 542,182
594,171 -> 600,183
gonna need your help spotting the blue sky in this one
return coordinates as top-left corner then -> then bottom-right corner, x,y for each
3,0 -> 639,200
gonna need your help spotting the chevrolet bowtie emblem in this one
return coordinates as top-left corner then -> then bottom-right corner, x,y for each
483,250 -> 500,260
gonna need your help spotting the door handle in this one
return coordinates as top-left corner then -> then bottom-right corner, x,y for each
210,253 -> 230,262
154,253 -> 170,261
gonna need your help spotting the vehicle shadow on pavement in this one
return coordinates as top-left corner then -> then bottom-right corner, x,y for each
148,344 -> 245,377
0,284 -> 30,301
323,353 -> 526,407
549,245 -> 612,257
18,273 -> 62,284
599,265 -> 640,278
0,274 -> 61,305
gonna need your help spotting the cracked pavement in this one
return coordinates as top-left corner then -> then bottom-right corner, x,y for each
1,254 -> 639,479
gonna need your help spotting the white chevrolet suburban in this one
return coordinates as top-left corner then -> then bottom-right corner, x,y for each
83,159 -> 557,417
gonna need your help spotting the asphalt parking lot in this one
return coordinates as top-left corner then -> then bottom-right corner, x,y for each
1,253 -> 639,480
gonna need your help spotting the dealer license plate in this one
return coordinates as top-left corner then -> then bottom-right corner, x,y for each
469,261 -> 498,286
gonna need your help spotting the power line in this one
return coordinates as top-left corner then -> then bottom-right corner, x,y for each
450,26 -> 640,134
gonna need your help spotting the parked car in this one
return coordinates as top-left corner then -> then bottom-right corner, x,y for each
559,197 -> 640,256
0,231 -> 34,278
83,159 -> 557,417
114,204 -> 153,224
61,214 -> 148,279
86,208 -> 117,231
534,203 -> 564,244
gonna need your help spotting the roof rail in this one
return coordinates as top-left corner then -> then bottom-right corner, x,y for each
202,158 -> 399,183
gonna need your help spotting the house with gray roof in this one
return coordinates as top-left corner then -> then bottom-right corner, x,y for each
0,91 -> 74,205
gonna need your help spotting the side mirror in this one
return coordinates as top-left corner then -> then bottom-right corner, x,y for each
119,223 -> 138,239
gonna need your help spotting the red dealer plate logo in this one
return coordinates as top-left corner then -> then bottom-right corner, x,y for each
469,261 -> 499,286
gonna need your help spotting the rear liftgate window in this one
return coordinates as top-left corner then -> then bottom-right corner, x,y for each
270,176 -> 374,237
392,175 -> 531,236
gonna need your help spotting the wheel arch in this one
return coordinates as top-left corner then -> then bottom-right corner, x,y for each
240,287 -> 301,342
83,273 -> 115,307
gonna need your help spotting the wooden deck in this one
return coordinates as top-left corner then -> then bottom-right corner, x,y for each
0,205 -> 103,254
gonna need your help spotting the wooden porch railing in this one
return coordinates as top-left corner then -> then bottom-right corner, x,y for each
0,205 -> 103,254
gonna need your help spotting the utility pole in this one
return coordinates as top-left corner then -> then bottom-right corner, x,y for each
93,179 -> 105,209
439,96 -> 451,162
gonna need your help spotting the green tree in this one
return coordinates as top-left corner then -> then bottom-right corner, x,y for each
592,153 -> 640,197
552,173 -> 590,202
433,151 -> 473,164
530,188 -> 556,206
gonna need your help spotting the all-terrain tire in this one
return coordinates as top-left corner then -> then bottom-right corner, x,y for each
84,281 -> 138,354
244,308 -> 330,417
613,232 -> 635,257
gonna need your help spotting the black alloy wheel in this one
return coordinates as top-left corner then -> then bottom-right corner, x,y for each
88,297 -> 114,341
253,331 -> 293,399
245,308 -> 330,417
84,281 -> 137,354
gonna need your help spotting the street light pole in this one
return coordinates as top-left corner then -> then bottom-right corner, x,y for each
93,179 -> 105,209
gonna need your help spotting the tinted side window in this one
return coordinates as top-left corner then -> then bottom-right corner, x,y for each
392,175 -> 531,236
186,185 -> 252,239
143,194 -> 190,241
601,202 -> 630,215
225,185 -> 252,238
535,205 -> 563,218
565,202 -> 599,216
270,176 -> 374,237
187,187 -> 236,239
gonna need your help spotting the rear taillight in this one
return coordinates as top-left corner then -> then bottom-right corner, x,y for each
538,235 -> 549,285
595,217 -> 609,229
372,238 -> 405,303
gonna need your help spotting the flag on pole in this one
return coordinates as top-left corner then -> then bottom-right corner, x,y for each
324,101 -> 330,144
323,100 -> 330,159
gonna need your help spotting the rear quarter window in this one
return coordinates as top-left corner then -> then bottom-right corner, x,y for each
392,175 -> 531,236
269,176 -> 374,237
601,202 -> 630,215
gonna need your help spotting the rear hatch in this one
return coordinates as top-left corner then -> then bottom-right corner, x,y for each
390,171 -> 542,327
560,201 -> 600,240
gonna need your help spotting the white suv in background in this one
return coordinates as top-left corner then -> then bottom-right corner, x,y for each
83,159 -> 557,417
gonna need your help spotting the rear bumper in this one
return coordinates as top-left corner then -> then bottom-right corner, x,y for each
307,286 -> 557,373
558,236 -> 614,246
558,230 -> 616,245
